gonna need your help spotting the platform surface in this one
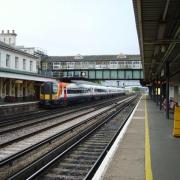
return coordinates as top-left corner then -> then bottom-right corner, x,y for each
148,98 -> 180,180
0,101 -> 38,107
97,96 -> 180,180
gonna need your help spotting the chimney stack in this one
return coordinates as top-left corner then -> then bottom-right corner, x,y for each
0,30 -> 17,46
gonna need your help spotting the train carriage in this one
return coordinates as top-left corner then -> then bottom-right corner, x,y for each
39,81 -> 125,107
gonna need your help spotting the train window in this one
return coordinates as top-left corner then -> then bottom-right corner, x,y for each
67,89 -> 77,94
67,89 -> 72,94
41,83 -> 51,94
52,83 -> 58,93
94,88 -> 105,92
67,88 -> 86,94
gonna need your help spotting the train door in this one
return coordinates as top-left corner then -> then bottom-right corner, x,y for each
57,82 -> 62,99
64,86 -> 67,101
50,83 -> 52,101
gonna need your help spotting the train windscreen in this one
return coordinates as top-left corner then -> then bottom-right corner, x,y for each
41,82 -> 58,94
41,83 -> 51,94
52,83 -> 58,93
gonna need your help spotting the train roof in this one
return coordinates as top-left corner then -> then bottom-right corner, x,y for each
71,80 -> 103,86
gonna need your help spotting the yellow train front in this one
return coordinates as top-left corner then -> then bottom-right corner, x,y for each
39,81 -> 67,107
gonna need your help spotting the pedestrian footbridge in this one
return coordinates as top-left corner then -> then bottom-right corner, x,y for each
43,54 -> 143,80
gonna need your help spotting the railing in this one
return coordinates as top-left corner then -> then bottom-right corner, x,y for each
52,69 -> 144,80
38,70 -> 53,78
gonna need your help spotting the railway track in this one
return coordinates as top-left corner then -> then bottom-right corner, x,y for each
8,95 -> 139,180
0,95 -> 128,141
0,95 -> 126,129
0,95 -> 136,179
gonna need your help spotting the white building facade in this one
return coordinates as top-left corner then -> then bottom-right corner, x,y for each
0,30 -> 53,102
0,47 -> 37,73
0,30 -> 38,73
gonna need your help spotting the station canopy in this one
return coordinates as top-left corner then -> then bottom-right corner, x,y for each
132,0 -> 180,84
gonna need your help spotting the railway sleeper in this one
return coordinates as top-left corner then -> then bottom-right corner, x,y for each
42,173 -> 83,180
62,158 -> 95,165
48,168 -> 87,176
66,154 -> 98,160
51,163 -> 92,171
73,146 -> 103,152
71,151 -> 101,156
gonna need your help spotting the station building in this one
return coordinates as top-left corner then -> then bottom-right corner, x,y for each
0,30 -> 54,103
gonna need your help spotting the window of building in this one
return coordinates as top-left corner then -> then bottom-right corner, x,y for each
6,54 -> 10,67
53,62 -> 60,65
75,62 -> 80,65
15,57 -> 19,69
96,61 -> 101,65
110,61 -> 118,65
42,62 -> 48,70
23,59 -> 26,70
133,61 -> 140,64
30,61 -> 33,71
118,61 -> 124,64
125,61 -> 132,65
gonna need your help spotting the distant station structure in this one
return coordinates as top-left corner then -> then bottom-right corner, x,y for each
42,54 -> 143,80
0,30 -> 142,103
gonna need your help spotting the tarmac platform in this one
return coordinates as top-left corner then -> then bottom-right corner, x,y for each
93,96 -> 180,180
0,101 -> 39,117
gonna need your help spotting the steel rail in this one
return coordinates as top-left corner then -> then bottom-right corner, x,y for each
0,96 -> 134,169
0,95 -> 126,129
8,96 -> 138,180
0,96 -> 128,148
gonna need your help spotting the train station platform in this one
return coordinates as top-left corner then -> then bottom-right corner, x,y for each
93,95 -> 180,180
0,101 -> 39,117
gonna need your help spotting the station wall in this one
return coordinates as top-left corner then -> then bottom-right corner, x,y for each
0,77 -> 37,102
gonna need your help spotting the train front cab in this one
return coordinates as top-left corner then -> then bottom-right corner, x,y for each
40,82 -> 58,107
40,82 -> 68,107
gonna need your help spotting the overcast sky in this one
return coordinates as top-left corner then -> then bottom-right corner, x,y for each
0,0 -> 139,56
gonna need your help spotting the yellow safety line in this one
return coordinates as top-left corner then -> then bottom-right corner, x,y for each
145,95 -> 153,180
